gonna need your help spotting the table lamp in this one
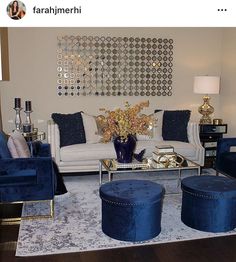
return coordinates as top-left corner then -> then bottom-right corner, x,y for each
193,76 -> 220,124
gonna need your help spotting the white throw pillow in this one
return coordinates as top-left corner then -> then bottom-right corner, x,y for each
7,130 -> 31,158
136,111 -> 163,142
82,113 -> 102,144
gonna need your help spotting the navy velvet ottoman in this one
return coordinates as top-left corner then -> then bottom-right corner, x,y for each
99,179 -> 165,242
181,175 -> 236,232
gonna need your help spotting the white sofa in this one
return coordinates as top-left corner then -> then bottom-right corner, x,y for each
47,120 -> 204,173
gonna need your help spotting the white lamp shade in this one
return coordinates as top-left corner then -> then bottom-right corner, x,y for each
193,76 -> 220,94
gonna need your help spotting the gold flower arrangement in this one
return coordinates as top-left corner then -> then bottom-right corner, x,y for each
98,101 -> 153,142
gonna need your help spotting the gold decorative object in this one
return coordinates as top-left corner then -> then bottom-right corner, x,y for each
151,153 -> 184,168
99,101 -> 152,142
193,76 -> 220,124
197,95 -> 214,124
213,118 -> 223,125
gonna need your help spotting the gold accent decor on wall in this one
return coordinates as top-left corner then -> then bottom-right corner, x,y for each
56,35 -> 174,97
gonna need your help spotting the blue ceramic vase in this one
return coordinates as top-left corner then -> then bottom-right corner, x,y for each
113,135 -> 136,163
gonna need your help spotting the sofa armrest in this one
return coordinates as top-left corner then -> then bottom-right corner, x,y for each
187,122 -> 205,166
47,120 -> 61,163
187,122 -> 201,145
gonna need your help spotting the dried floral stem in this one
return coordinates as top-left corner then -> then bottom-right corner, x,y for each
99,101 -> 152,142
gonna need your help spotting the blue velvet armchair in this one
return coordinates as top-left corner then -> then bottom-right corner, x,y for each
0,133 -> 55,221
215,138 -> 236,178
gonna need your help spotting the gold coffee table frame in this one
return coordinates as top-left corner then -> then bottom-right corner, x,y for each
99,154 -> 201,185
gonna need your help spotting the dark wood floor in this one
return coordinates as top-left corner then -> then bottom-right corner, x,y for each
1,223 -> 236,262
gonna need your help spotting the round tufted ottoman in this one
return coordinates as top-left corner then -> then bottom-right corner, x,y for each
181,175 -> 236,232
99,179 -> 164,242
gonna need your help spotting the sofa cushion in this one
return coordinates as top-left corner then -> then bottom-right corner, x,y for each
60,140 -> 196,162
82,113 -> 102,144
60,142 -> 117,161
52,112 -> 86,147
136,140 -> 196,158
7,130 -> 31,158
162,110 -> 191,142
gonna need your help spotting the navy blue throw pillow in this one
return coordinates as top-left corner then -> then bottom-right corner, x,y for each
162,110 -> 191,142
51,112 -> 86,147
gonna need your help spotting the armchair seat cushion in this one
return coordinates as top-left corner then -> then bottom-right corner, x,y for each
0,169 -> 37,186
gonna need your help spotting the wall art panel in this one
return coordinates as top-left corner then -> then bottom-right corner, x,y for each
56,35 -> 174,97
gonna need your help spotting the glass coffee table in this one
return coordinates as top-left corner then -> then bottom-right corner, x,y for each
99,154 -> 201,185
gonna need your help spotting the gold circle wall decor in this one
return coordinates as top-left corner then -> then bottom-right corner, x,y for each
56,36 -> 174,96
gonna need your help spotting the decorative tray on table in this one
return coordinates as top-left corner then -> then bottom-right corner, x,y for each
111,159 -> 149,169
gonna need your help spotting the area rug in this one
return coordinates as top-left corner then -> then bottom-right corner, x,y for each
16,169 -> 236,257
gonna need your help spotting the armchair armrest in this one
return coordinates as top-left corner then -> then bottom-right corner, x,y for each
215,138 -> 236,177
0,157 -> 54,186
216,138 -> 236,155
0,157 -> 55,201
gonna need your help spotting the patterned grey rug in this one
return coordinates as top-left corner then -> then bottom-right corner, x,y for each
16,169 -> 236,257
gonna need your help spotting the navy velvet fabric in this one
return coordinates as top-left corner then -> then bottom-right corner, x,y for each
215,138 -> 236,178
181,175 -> 236,232
0,131 -> 11,158
100,180 -> 164,242
0,143 -> 55,202
162,110 -> 191,142
51,112 -> 86,147
28,141 -> 67,195
0,169 -> 37,186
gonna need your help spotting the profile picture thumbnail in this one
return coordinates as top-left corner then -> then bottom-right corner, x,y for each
7,1 -> 26,20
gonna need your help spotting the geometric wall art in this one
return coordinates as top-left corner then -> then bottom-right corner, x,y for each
57,35 -> 174,97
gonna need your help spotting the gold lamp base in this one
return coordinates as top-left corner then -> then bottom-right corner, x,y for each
198,95 -> 214,124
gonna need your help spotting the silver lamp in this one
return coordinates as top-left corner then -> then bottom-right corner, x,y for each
193,76 -> 220,124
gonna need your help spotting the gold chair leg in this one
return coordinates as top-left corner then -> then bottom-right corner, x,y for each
50,199 -> 54,218
0,199 -> 54,224
0,202 -> 22,225
22,199 -> 54,220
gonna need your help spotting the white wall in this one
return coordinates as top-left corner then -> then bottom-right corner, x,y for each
220,28 -> 236,137
0,28 -> 222,134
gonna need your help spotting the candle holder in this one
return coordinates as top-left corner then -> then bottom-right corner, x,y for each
14,107 -> 22,131
23,110 -> 33,133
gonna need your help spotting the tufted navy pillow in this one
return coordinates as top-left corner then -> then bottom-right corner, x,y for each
0,131 -> 11,158
162,110 -> 191,142
51,112 -> 86,147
